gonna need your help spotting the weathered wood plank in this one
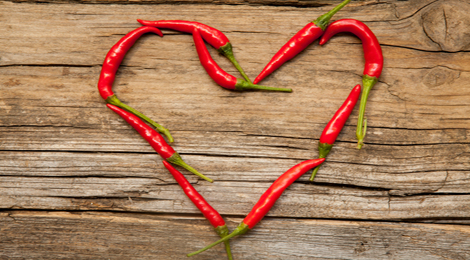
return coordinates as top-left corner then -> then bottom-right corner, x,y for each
2,1 -> 470,67
4,0 -> 392,8
2,175 -> 470,220
3,151 -> 469,195
1,211 -> 470,259
1,148 -> 470,194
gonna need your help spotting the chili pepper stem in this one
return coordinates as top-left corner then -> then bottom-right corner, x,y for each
166,153 -> 213,183
223,240 -> 233,260
188,223 -> 250,257
309,142 -> 333,181
235,79 -> 292,92
219,43 -> 252,84
106,95 -> 174,143
356,75 -> 378,149
313,0 -> 351,30
358,118 -> 367,149
215,225 -> 233,260
309,166 -> 321,181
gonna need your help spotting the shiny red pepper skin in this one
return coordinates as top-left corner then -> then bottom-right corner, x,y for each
192,28 -> 237,89
107,104 -> 174,158
253,23 -> 323,85
107,104 -> 213,183
193,28 -> 292,92
319,19 -> 383,78
162,161 -> 232,259
98,26 -> 163,100
253,0 -> 351,84
187,158 -> 325,257
310,84 -> 361,181
98,26 -> 173,142
243,158 -> 325,228
163,161 -> 223,226
137,19 -> 228,50
319,19 -> 383,149
319,84 -> 361,145
137,19 -> 252,83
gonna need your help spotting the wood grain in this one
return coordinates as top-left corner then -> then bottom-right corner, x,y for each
1,211 -> 470,259
1,0 -> 470,258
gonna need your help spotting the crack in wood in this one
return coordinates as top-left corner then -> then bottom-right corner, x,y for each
397,0 -> 440,20
435,170 -> 449,192
379,43 -> 470,54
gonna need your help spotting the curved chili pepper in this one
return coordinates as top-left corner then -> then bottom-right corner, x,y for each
187,158 -> 325,257
107,104 -> 213,183
193,28 -> 292,92
253,0 -> 351,85
98,26 -> 174,143
162,161 -> 232,260
319,19 -> 383,149
310,84 -> 361,181
137,19 -> 252,83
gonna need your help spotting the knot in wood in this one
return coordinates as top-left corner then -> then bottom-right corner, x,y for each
422,0 -> 470,52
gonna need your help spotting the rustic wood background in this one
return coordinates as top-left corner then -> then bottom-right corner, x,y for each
1,0 -> 470,259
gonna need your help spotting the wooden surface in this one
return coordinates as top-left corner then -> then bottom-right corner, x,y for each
1,0 -> 470,259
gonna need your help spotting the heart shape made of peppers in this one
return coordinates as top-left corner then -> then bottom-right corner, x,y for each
97,5 -> 384,259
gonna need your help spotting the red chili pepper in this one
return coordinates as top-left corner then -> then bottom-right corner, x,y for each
309,84 -> 361,181
319,19 -> 383,149
253,0 -> 351,85
107,104 -> 213,183
137,19 -> 252,83
192,28 -> 292,92
162,161 -> 232,259
98,26 -> 174,142
187,158 -> 325,257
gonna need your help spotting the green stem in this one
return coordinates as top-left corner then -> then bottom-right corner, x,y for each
188,223 -> 250,257
313,0 -> 351,30
223,241 -> 233,260
356,75 -> 378,150
106,95 -> 174,143
309,142 -> 333,181
360,118 -> 367,148
235,79 -> 292,92
219,43 -> 252,84
215,225 -> 233,260
166,153 -> 213,183
309,166 -> 321,181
